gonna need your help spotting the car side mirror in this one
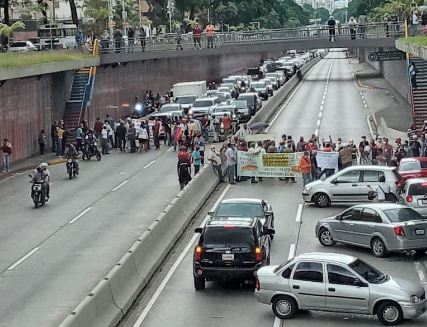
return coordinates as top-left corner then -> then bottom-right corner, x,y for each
194,227 -> 203,234
330,180 -> 337,184
336,215 -> 342,221
353,279 -> 367,287
207,210 -> 214,216
264,228 -> 275,235
265,210 -> 273,216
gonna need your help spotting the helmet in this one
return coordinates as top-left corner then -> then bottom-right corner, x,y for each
39,162 -> 48,170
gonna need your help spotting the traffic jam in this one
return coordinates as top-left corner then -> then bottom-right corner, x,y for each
176,54 -> 427,326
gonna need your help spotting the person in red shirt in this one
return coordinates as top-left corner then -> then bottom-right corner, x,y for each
222,113 -> 231,137
94,117 -> 103,139
177,146 -> 191,164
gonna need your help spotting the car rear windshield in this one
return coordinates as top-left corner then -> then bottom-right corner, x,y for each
383,207 -> 426,222
203,227 -> 254,245
216,203 -> 263,217
349,259 -> 386,283
193,100 -> 213,107
399,161 -> 421,171
175,96 -> 196,104
408,183 -> 427,196
251,82 -> 265,88
159,105 -> 179,113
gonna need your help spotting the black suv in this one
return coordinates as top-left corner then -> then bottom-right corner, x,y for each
193,217 -> 275,290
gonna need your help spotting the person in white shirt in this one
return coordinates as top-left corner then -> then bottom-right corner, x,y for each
224,143 -> 236,184
209,146 -> 224,182
137,124 -> 149,152
374,175 -> 397,202
101,125 -> 110,154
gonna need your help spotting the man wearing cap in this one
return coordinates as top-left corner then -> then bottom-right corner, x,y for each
209,146 -> 224,182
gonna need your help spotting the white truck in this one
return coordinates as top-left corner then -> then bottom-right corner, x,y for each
172,81 -> 207,112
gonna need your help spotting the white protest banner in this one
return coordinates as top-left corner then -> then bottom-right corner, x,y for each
316,151 -> 339,171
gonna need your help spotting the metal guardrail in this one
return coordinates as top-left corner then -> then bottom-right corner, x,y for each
99,22 -> 405,55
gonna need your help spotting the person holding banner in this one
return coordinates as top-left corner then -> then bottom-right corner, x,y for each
299,151 -> 312,186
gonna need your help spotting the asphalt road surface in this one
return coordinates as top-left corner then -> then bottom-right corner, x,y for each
0,57 -> 294,326
121,51 -> 427,327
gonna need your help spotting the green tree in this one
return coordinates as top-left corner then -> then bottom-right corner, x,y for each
113,0 -> 140,29
214,2 -> 238,25
84,0 -> 109,35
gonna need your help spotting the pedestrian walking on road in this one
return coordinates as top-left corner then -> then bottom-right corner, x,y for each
327,16 -> 336,42
177,157 -> 192,190
209,146 -> 224,182
192,145 -> 202,175
128,123 -> 137,153
1,139 -> 12,172
38,130 -> 47,156
116,120 -> 127,152
101,125 -> 110,154
76,123 -> 83,153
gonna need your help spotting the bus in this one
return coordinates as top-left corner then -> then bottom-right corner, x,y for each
37,23 -> 77,50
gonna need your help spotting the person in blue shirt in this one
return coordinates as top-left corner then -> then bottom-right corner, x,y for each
192,145 -> 202,175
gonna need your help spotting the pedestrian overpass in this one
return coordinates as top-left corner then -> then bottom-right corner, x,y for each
100,22 -> 404,65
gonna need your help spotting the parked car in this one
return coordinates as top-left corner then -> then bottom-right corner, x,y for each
255,252 -> 426,325
302,166 -> 401,208
150,103 -> 183,120
398,157 -> 427,185
209,198 -> 275,233
315,203 -> 427,257
8,40 -> 37,52
398,177 -> 427,216
264,75 -> 279,90
238,92 -> 262,115
262,78 -> 274,96
175,95 -> 197,113
229,99 -> 251,123
193,216 -> 275,290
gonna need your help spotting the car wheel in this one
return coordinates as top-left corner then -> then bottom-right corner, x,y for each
376,301 -> 403,326
272,295 -> 297,319
371,237 -> 388,258
194,276 -> 205,291
314,193 -> 330,208
318,228 -> 336,246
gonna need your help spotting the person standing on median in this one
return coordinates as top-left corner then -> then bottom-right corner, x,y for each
225,143 -> 237,184
209,145 -> 224,183
1,138 -> 12,173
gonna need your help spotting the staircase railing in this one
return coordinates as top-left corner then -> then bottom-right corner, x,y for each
78,39 -> 99,125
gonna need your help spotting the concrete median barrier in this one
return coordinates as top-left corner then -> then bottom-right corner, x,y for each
59,57 -> 320,327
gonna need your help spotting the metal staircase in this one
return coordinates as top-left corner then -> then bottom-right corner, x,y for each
411,57 -> 427,131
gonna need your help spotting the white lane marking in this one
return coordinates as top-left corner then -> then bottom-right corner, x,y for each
273,317 -> 282,327
119,171 -> 126,175
267,63 -> 318,131
288,243 -> 296,261
68,207 -> 92,225
112,180 -> 128,192
144,160 -> 156,169
315,129 -> 319,137
415,261 -> 426,283
364,104 -> 368,108
167,147 -> 174,152
320,105 -> 323,111
316,120 -> 321,126
295,203 -> 304,223
211,184 -> 231,211
318,112 -> 322,118
132,184 -> 231,327
321,100 -> 325,105
7,247 -> 40,271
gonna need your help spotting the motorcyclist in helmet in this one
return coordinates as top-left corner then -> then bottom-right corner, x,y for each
84,129 -> 97,155
65,144 -> 79,174
32,162 -> 50,199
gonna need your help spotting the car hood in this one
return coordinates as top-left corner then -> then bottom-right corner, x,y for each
305,180 -> 323,189
372,276 -> 425,298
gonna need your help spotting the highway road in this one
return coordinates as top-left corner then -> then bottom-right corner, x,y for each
121,51 -> 427,327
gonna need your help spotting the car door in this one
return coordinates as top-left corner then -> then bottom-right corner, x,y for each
350,207 -> 383,246
325,264 -> 370,313
330,207 -> 362,242
290,261 -> 326,309
359,170 -> 382,201
329,170 -> 362,202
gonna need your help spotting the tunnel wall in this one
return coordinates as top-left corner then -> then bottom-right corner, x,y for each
361,47 -> 410,102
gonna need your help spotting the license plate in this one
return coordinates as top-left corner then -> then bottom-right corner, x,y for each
415,229 -> 425,235
222,253 -> 234,261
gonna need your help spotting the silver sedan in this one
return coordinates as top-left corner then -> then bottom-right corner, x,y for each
315,203 -> 427,257
255,253 -> 426,325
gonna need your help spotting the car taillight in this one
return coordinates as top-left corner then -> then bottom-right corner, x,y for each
194,246 -> 203,261
255,275 -> 260,291
255,246 -> 263,262
394,226 -> 405,236
406,195 -> 413,203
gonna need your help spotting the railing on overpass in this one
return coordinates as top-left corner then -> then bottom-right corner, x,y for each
100,22 -> 405,55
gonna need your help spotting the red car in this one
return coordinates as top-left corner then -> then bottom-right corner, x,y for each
398,157 -> 427,185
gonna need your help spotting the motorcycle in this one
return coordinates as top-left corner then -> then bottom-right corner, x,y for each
29,175 -> 46,208
83,142 -> 101,161
66,159 -> 78,179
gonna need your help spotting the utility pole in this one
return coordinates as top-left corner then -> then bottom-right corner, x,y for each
122,0 -> 127,38
166,0 -> 175,32
108,0 -> 113,37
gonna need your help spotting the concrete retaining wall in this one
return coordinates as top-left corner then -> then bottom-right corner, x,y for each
58,57 -> 320,327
